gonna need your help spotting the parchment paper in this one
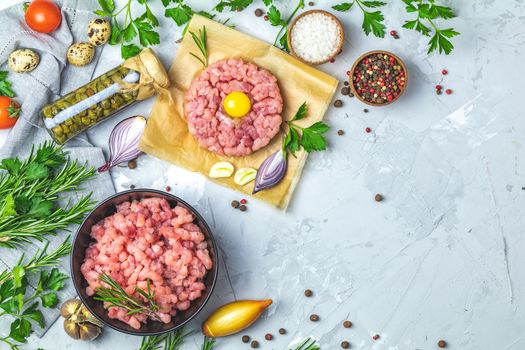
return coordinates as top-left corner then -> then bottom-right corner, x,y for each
139,15 -> 338,209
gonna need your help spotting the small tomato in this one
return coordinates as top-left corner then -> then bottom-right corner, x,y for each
25,0 -> 62,34
0,96 -> 21,129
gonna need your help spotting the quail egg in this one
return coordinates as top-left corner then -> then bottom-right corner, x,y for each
87,18 -> 111,46
8,49 -> 39,73
67,42 -> 95,66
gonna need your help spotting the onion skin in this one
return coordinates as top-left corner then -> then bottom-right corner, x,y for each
253,149 -> 287,194
202,299 -> 273,337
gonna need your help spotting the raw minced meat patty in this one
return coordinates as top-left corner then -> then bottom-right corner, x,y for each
80,198 -> 213,330
184,58 -> 283,157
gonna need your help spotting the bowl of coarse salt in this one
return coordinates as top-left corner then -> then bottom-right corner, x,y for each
287,10 -> 344,65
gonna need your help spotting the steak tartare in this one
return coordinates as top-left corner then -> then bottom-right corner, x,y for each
185,58 -> 283,157
80,197 -> 213,329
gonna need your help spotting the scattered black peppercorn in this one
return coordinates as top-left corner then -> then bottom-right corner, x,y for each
374,194 -> 383,202
265,333 -> 273,341
343,320 -> 352,328
255,8 -> 263,17
242,335 -> 250,343
372,334 -> 380,340
436,89 -> 442,95
308,1 -> 314,5
309,314 -> 319,322
279,328 -> 286,335
304,289 -> 313,297
127,159 -> 137,169
251,340 -> 259,348
334,99 -> 343,108
438,340 -> 447,348
349,92 -> 354,97
363,108 -> 369,113
344,81 -> 349,86
341,341 -> 350,349
341,87 -> 350,95
231,200 -> 240,208
239,204 -> 247,212
130,184 -> 136,189
337,130 -> 345,136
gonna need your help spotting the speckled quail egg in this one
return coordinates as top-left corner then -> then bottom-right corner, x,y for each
8,49 -> 39,73
87,18 -> 111,46
67,42 -> 95,67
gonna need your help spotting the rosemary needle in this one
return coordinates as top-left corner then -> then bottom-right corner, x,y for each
189,26 -> 208,67
201,336 -> 216,350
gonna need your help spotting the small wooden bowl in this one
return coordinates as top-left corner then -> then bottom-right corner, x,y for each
287,10 -> 344,65
349,50 -> 409,106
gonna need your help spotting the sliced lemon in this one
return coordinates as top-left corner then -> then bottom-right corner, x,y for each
234,167 -> 257,186
209,161 -> 234,178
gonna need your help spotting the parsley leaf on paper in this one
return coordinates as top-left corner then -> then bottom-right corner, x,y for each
332,0 -> 386,38
401,0 -> 459,54
283,103 -> 329,157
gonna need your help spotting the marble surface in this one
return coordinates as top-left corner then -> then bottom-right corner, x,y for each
1,0 -> 525,349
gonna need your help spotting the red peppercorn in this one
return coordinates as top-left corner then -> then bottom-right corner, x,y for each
240,199 -> 247,204
390,30 -> 397,36
263,15 -> 268,21
365,127 -> 372,133
435,84 -> 442,90
372,334 -> 380,340
165,186 -> 171,192
445,89 -> 453,95
265,333 -> 273,341
346,70 -> 350,76
330,58 -> 335,63
441,69 -> 448,75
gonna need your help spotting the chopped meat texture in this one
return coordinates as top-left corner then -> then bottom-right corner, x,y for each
80,198 -> 213,329
185,58 -> 283,157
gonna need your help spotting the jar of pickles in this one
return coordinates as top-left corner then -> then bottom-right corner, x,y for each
41,48 -> 169,144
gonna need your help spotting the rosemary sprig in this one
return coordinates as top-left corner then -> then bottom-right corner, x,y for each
95,273 -> 159,320
290,337 -> 320,350
189,26 -> 208,67
0,238 -> 71,286
138,328 -> 191,350
201,336 -> 216,350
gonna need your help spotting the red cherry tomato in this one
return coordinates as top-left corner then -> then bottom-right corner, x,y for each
0,96 -> 21,130
25,0 -> 62,34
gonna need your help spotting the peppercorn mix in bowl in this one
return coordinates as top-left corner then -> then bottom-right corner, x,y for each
349,50 -> 408,106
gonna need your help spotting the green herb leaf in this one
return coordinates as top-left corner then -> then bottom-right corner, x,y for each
97,0 -> 115,14
0,158 -> 22,175
28,197 -> 53,218
262,0 -> 272,6
434,5 -> 456,19
267,5 -> 282,26
0,71 -> 15,97
122,23 -> 138,42
291,102 -> 307,121
143,5 -> 159,26
361,1 -> 386,8
109,20 -> 122,45
37,268 -> 68,292
428,28 -> 459,54
362,10 -> 385,37
134,19 -> 160,47
23,302 -> 45,328
121,43 -> 142,59
12,266 -> 25,289
40,293 -> 59,308
165,5 -> 193,26
288,127 -> 300,157
300,121 -> 329,152
332,2 -> 354,11
9,318 -> 32,343
213,0 -> 253,12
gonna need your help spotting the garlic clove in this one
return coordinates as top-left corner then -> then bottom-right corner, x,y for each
64,319 -> 81,340
79,322 -> 102,341
234,167 -> 257,186
60,299 -> 82,319
209,161 -> 235,178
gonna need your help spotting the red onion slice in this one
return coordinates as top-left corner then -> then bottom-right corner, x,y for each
98,116 -> 147,172
253,149 -> 287,194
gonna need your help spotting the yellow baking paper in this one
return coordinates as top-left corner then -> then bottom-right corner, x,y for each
139,15 -> 338,209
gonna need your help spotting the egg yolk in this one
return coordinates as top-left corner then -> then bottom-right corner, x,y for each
223,91 -> 251,118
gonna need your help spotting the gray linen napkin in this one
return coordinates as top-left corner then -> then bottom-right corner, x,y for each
0,0 -> 115,338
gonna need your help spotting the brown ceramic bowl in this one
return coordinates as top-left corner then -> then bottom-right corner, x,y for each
70,189 -> 218,336
349,50 -> 409,106
287,9 -> 344,65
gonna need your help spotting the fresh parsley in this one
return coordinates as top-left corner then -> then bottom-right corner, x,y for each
264,0 -> 304,51
213,0 -> 253,12
0,240 -> 71,350
332,0 -> 386,38
282,102 -> 329,157
0,71 -> 15,97
401,0 -> 459,54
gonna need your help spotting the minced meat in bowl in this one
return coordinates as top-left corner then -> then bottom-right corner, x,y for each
71,190 -> 218,335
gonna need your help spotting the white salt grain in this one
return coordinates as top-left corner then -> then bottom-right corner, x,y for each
290,12 -> 341,63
